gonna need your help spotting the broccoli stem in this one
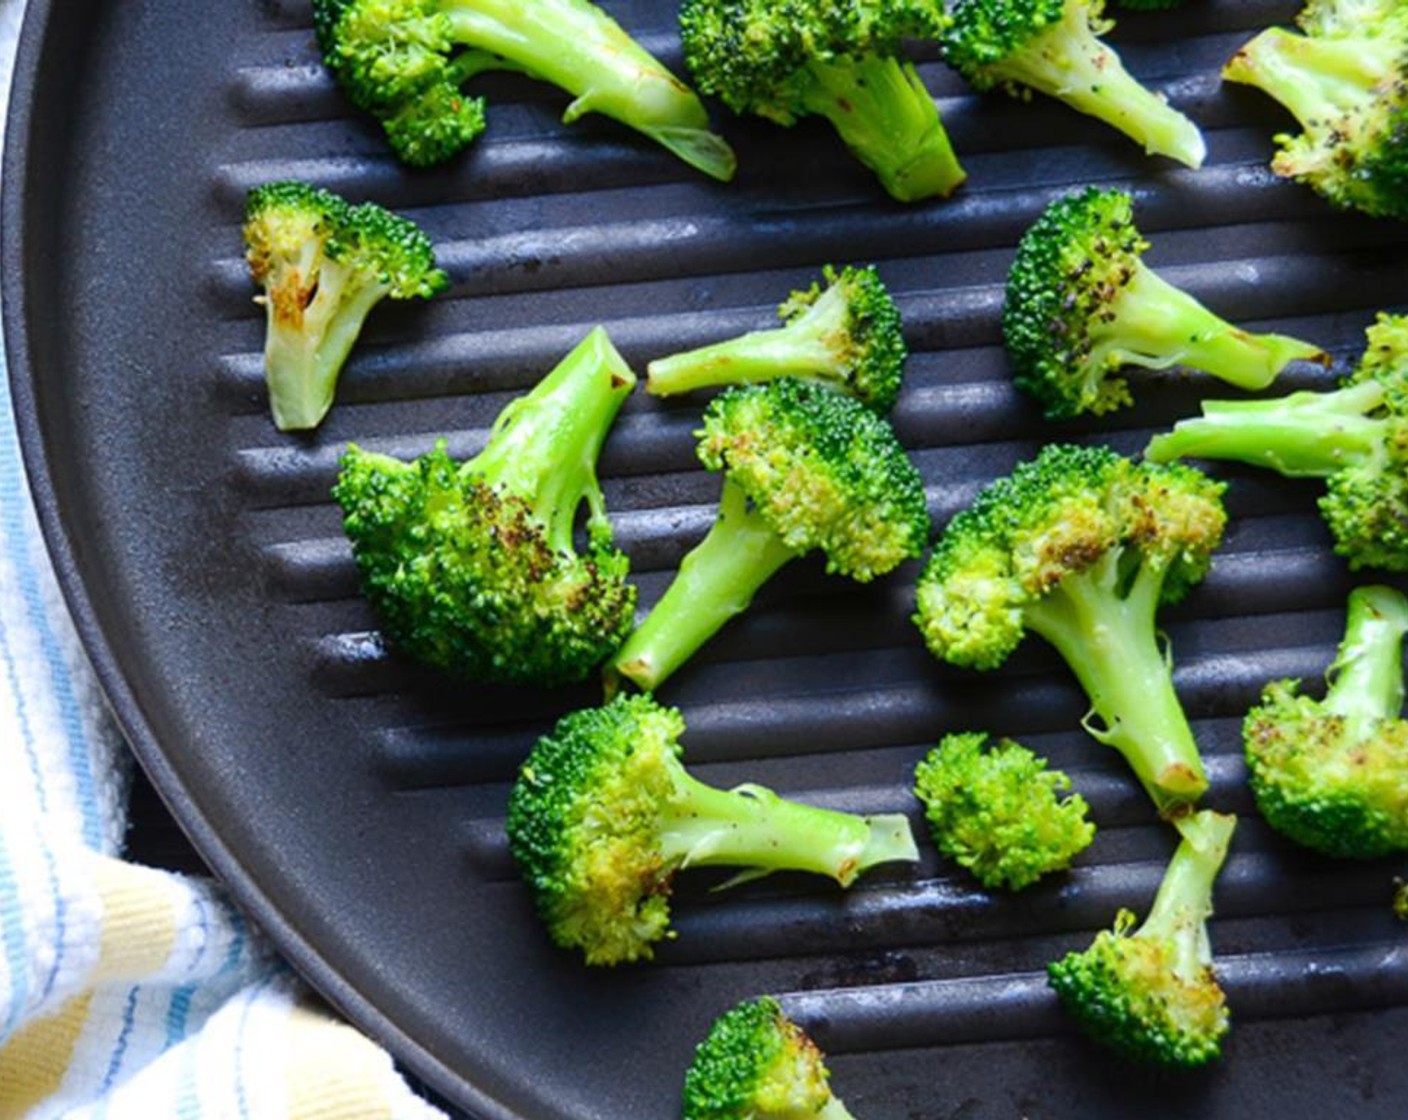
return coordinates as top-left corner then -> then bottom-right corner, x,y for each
1002,12 -> 1206,167
442,0 -> 736,181
1144,380 -> 1387,477
798,53 -> 966,201
1097,262 -> 1322,390
1025,551 -> 1208,816
661,761 -> 918,886
263,259 -> 387,432
1223,27 -> 1396,132
1142,811 -> 1236,974
609,479 -> 798,692
646,284 -> 853,397
818,1097 -> 857,1120
467,327 -> 636,550
1323,585 -> 1408,744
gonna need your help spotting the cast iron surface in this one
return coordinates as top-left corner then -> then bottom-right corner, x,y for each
6,0 -> 1408,1116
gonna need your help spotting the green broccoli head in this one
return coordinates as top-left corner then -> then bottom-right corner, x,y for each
1048,809 -> 1235,1067
1147,313 -> 1408,572
1244,585 -> 1408,859
1003,188 -> 1324,419
914,732 -> 1095,891
243,180 -> 446,431
333,329 -> 637,687
940,0 -> 1205,166
1223,2 -> 1408,221
915,444 -> 1226,816
315,0 -> 735,179
314,0 -> 487,167
679,0 -> 964,200
698,379 -> 930,579
505,694 -> 918,965
610,377 -> 928,693
646,265 -> 907,413
682,997 -> 854,1120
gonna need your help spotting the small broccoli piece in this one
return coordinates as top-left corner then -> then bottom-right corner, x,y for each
608,379 -> 930,693
941,0 -> 1206,167
333,327 -> 637,686
679,0 -> 964,201
1242,586 -> 1408,859
243,181 -> 446,432
683,996 -> 855,1120
1146,313 -> 1408,571
1048,809 -> 1235,1067
506,694 -> 919,965
914,444 -> 1227,817
313,0 -> 736,180
1004,188 -> 1326,419
1222,0 -> 1408,220
1395,879 -> 1408,920
914,732 -> 1095,890
646,265 -> 907,413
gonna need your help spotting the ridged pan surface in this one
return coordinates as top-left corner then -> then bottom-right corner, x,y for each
6,0 -> 1408,1116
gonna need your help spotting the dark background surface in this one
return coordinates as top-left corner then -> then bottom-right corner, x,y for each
8,1 -> 1408,1117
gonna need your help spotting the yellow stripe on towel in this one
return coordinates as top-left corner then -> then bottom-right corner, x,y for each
285,1002 -> 392,1120
0,992 -> 94,1114
92,858 -> 179,983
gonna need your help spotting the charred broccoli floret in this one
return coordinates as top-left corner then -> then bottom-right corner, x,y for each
1223,0 -> 1408,220
1243,585 -> 1408,859
914,732 -> 1095,890
1048,809 -> 1236,1067
506,694 -> 919,965
243,181 -> 446,432
679,0 -> 965,201
940,0 -> 1206,167
683,997 -> 855,1120
1004,188 -> 1325,419
313,0 -> 736,180
914,444 -> 1227,817
646,265 -> 907,413
1146,313 -> 1408,571
608,379 -> 930,693
333,328 -> 636,686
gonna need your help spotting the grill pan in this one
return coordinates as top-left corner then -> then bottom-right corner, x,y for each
6,1 -> 1408,1116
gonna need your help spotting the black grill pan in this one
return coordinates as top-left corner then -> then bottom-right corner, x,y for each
6,1 -> 1408,1117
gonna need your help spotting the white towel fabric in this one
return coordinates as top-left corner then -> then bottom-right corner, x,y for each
0,1 -> 448,1114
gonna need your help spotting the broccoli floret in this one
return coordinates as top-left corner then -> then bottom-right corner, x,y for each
506,694 -> 919,965
679,0 -> 964,201
913,444 -> 1227,817
332,327 -> 637,686
646,265 -> 907,413
913,732 -> 1095,891
1395,878 -> 1408,920
683,997 -> 855,1120
1004,188 -> 1326,419
1243,585 -> 1408,859
243,181 -> 446,432
607,379 -> 930,693
940,0 -> 1206,167
1146,313 -> 1408,571
1048,809 -> 1235,1067
313,0 -> 736,180
1222,0 -> 1408,221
